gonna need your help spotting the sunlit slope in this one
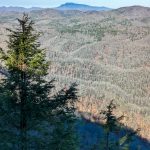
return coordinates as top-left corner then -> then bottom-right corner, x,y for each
0,6 -> 150,139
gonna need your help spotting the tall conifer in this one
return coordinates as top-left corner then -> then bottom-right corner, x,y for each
0,14 -> 78,150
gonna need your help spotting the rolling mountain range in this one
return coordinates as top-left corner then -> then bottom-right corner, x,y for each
0,5 -> 150,149
0,3 -> 111,12
56,3 -> 111,11
0,6 -> 43,12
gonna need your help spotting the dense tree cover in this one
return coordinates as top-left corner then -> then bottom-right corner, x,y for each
0,14 -> 144,150
0,9 -> 150,141
0,14 -> 79,150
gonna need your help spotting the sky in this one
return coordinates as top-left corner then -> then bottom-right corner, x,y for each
0,0 -> 150,8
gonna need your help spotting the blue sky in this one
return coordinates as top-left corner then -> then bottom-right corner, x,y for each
0,0 -> 150,8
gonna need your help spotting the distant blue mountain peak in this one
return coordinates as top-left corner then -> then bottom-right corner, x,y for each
56,2 -> 112,11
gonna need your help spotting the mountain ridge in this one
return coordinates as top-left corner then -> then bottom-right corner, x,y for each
0,6 -> 44,12
0,4 -> 150,13
56,2 -> 112,11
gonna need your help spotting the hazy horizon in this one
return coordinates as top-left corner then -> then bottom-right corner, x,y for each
0,0 -> 150,9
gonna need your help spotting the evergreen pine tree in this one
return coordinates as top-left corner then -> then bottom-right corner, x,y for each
100,100 -> 139,150
0,14 -> 78,150
49,84 -> 79,150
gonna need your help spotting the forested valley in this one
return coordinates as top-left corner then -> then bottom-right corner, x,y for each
0,6 -> 150,149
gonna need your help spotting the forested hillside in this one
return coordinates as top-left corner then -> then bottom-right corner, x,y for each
0,6 -> 150,148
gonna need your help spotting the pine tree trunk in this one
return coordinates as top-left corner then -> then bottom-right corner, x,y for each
20,70 -> 27,150
106,132 -> 109,150
20,20 -> 27,150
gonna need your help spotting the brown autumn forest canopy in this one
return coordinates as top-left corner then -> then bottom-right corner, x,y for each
0,6 -> 150,142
